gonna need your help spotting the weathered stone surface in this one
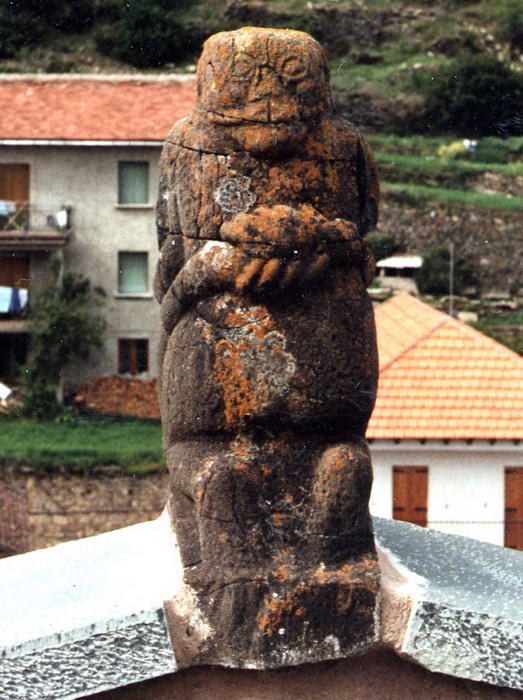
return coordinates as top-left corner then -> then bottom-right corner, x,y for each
156,27 -> 380,667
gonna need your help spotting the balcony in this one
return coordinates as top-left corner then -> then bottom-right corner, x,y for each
0,201 -> 72,251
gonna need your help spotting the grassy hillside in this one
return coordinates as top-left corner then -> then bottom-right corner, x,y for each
1,0 -> 522,336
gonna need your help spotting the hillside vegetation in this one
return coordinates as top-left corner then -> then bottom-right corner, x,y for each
1,0 -> 522,349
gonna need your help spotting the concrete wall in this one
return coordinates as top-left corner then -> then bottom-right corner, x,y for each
0,145 -> 162,386
370,439 -> 522,546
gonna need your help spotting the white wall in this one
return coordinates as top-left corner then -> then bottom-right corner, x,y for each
370,439 -> 523,546
0,145 -> 163,385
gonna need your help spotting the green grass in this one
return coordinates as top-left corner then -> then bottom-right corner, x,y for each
367,134 -> 456,155
375,151 -> 523,177
382,182 -> 523,210
331,50 -> 448,99
0,414 -> 164,471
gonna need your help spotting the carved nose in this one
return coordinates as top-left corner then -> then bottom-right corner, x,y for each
256,67 -> 285,98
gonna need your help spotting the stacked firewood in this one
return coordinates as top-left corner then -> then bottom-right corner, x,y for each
72,377 -> 160,420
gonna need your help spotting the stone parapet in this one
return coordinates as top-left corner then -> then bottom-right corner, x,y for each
0,515 -> 521,699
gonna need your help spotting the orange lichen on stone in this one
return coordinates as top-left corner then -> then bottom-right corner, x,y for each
235,258 -> 265,291
275,565 -> 289,583
224,311 -> 251,326
195,488 -> 204,502
214,338 -> 258,426
257,258 -> 283,288
233,461 -> 249,472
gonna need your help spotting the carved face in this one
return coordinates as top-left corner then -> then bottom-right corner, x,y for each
196,28 -> 331,151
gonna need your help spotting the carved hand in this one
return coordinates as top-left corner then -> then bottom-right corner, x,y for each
220,203 -> 375,290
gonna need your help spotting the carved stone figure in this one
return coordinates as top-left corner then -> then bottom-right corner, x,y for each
155,27 -> 380,667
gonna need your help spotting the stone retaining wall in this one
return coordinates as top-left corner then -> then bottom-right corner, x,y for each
0,463 -> 167,555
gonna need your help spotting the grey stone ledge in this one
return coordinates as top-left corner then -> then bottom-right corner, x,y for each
374,517 -> 523,691
0,513 -> 521,698
0,513 -> 180,699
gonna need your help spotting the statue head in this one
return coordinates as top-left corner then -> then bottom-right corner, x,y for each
196,27 -> 332,152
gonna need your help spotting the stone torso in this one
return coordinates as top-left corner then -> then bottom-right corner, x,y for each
157,116 -> 378,439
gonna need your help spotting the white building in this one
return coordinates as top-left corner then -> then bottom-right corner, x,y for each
368,293 -> 523,549
375,254 -> 422,294
0,74 -> 196,386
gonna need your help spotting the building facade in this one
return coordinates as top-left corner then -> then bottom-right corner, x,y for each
0,74 -> 196,387
368,293 -> 523,549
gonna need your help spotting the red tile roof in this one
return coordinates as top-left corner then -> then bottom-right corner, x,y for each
0,76 -> 196,141
368,293 -> 523,440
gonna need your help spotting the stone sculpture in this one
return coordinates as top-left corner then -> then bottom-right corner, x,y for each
155,27 -> 380,667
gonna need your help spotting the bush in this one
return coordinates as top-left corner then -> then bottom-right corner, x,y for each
416,245 -> 478,296
470,136 -> 523,164
95,0 -> 203,68
421,55 -> 523,137
494,0 -> 523,51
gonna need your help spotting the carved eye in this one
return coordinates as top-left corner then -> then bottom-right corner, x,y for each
280,55 -> 308,82
233,53 -> 256,80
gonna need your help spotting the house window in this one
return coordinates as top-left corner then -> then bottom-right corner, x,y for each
118,252 -> 148,294
118,161 -> 149,204
505,467 -> 523,550
392,466 -> 428,527
118,338 -> 149,375
0,254 -> 30,289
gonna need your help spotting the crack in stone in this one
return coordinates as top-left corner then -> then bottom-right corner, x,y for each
166,139 -> 353,164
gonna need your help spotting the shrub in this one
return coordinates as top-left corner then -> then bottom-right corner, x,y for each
421,55 -> 523,137
94,0 -> 203,68
470,136 -> 523,164
416,245 -> 478,296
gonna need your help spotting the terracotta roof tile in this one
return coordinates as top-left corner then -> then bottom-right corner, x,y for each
368,293 -> 523,440
0,76 -> 197,141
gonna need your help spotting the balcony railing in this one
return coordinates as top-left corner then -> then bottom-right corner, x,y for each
0,201 -> 72,233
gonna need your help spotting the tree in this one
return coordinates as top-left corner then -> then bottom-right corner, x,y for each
94,0 -> 203,68
0,0 -> 96,58
22,269 -> 106,418
422,55 -> 523,136
415,245 -> 478,296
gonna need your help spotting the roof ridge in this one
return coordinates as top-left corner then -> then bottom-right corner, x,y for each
379,316 -> 449,373
0,73 -> 195,82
